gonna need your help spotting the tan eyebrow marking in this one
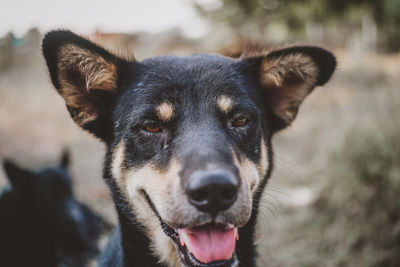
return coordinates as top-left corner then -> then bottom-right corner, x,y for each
217,95 -> 234,113
156,102 -> 174,121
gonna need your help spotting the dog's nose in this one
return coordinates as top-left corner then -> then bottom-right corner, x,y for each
185,170 -> 239,214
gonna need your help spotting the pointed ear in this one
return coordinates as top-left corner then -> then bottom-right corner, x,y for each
60,148 -> 70,169
42,30 -> 129,142
3,160 -> 33,190
242,46 -> 336,133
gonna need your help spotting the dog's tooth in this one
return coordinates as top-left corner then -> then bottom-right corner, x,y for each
182,231 -> 196,254
180,235 -> 185,247
226,223 -> 235,230
234,228 -> 239,240
181,231 -> 190,249
179,232 -> 186,247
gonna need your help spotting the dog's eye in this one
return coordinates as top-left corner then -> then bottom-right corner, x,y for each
231,116 -> 248,127
143,123 -> 162,133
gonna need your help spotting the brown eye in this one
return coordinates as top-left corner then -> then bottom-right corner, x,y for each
144,123 -> 162,133
231,116 -> 248,127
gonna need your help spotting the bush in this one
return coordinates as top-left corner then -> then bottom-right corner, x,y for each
312,114 -> 400,266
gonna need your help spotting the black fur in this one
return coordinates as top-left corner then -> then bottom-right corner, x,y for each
42,30 -> 336,267
0,151 -> 111,267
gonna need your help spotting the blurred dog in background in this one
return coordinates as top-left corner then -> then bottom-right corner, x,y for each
0,150 -> 111,267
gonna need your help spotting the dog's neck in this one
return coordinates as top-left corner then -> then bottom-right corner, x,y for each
117,208 -> 164,267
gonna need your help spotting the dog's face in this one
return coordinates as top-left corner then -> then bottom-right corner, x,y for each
43,31 -> 335,267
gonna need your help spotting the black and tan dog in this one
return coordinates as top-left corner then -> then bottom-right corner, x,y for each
42,30 -> 336,267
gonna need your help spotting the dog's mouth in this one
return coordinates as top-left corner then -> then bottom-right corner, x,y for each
143,191 -> 239,267
176,223 -> 238,266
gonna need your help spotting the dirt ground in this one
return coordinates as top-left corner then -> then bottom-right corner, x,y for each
0,35 -> 399,266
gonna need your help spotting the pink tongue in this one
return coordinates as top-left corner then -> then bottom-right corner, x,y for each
178,226 -> 236,264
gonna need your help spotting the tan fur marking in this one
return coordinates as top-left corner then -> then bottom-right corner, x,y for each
152,231 -> 181,267
240,157 -> 260,194
156,102 -> 174,121
231,139 -> 268,196
258,139 -> 268,180
111,141 -> 126,183
217,95 -> 234,113
122,159 -> 183,267
260,53 -> 318,124
57,44 -> 117,110
261,53 -> 317,88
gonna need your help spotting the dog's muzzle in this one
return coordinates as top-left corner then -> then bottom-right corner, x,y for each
142,188 -> 240,267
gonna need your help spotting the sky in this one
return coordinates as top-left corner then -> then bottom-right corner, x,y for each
0,0 -> 214,38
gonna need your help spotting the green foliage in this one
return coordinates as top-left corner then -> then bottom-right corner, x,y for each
382,0 -> 400,50
199,0 -> 400,51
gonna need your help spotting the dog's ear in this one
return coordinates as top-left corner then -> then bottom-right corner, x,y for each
241,46 -> 336,133
42,30 -> 129,142
3,160 -> 33,191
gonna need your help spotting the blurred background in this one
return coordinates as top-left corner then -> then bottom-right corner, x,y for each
0,0 -> 399,266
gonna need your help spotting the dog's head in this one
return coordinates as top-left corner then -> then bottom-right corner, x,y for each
2,150 -> 83,227
43,30 -> 335,267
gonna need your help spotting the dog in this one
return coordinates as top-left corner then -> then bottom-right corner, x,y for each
0,150 -> 110,267
42,30 -> 336,267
